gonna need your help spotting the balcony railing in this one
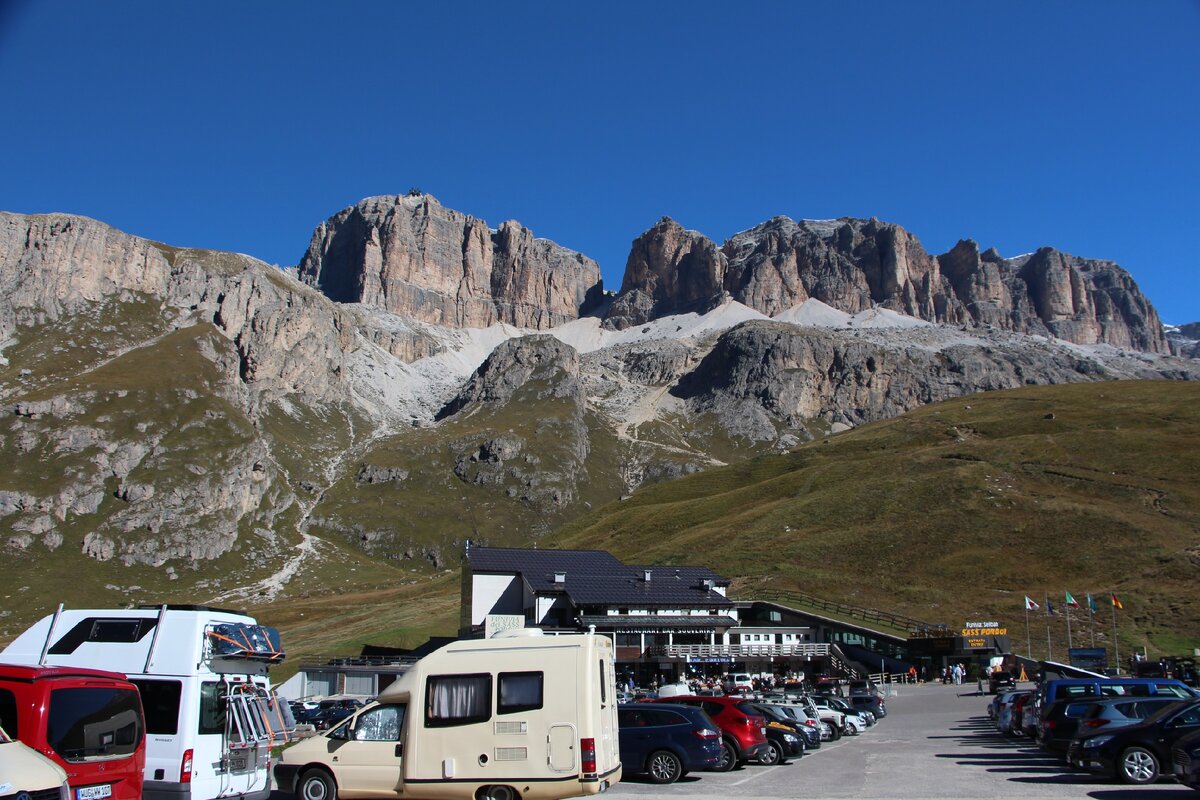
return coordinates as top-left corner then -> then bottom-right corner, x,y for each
646,643 -> 831,659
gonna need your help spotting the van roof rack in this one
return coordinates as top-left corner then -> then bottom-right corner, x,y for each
135,603 -> 246,615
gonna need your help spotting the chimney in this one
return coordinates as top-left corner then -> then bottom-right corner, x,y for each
643,569 -> 652,582
553,571 -> 566,584
701,578 -> 715,591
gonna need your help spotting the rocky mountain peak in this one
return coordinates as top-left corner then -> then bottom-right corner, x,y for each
297,194 -> 601,330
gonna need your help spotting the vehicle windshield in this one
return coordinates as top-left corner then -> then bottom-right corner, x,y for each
49,686 -> 143,761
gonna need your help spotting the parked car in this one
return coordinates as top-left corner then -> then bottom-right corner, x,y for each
617,703 -> 721,783
755,703 -> 822,750
1070,698 -> 1200,784
1172,726 -> 1200,790
989,671 -> 1016,694
811,695 -> 863,735
648,695 -> 770,770
821,694 -> 874,728
847,693 -> 886,720
1068,697 -> 1188,768
848,679 -> 882,698
0,724 -> 69,799
1037,697 -> 1096,752
993,690 -> 1023,734
746,702 -> 810,762
0,663 -> 145,800
1008,691 -> 1035,737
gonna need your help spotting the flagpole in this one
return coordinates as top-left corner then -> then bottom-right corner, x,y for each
1066,603 -> 1073,650
1045,593 -> 1053,661
1112,596 -> 1120,673
1025,605 -> 1031,658
1089,595 -> 1096,648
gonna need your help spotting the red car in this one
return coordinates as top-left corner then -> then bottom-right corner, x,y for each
0,663 -> 145,800
648,695 -> 770,770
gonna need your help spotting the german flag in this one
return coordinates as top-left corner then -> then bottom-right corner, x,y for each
1111,593 -> 1124,610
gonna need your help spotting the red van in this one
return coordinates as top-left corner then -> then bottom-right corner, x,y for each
0,664 -> 145,800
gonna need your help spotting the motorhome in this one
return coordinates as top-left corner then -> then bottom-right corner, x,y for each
0,663 -> 145,800
276,628 -> 621,800
2,605 -> 293,800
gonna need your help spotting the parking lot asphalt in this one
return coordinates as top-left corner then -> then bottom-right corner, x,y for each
610,684 -> 1198,800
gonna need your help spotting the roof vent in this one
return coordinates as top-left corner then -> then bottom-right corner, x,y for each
643,569 -> 652,582
553,571 -> 566,584
701,578 -> 715,591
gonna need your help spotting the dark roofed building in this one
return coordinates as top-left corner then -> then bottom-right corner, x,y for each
460,545 -> 739,682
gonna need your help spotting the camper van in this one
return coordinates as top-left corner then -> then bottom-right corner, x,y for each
276,628 -> 621,800
2,604 -> 294,800
0,663 -> 145,800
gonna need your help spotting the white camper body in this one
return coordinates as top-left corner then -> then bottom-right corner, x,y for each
2,605 -> 290,800
277,629 -> 621,800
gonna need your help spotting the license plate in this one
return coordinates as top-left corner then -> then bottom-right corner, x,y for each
228,754 -> 249,772
77,786 -> 111,800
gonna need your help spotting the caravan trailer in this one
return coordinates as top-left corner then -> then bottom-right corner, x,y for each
2,605 -> 293,800
276,628 -> 621,800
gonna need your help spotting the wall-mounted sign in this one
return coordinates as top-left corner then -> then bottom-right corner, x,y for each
961,621 -> 1008,637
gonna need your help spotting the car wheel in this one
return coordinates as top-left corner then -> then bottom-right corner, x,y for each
759,741 -> 782,766
299,770 -> 337,800
647,750 -> 683,784
828,723 -> 842,741
1117,746 -> 1160,785
713,740 -> 737,772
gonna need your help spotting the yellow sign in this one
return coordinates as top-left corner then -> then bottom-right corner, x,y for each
961,626 -> 1007,637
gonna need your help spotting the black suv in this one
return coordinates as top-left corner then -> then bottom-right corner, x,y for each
1072,699 -> 1200,784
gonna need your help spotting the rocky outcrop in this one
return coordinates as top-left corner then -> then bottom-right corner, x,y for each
437,334 -> 584,419
671,320 -> 1196,442
604,218 -> 727,329
607,215 -> 1168,352
298,194 -> 602,329
0,212 -> 357,409
1166,322 -> 1200,359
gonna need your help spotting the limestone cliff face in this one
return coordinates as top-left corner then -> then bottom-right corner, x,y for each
298,194 -> 601,329
0,211 -> 356,408
607,215 -> 1168,352
604,217 -> 727,329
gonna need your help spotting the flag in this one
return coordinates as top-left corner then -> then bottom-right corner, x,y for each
1111,593 -> 1124,610
1087,593 -> 1098,614
1024,596 -> 1040,611
1065,591 -> 1080,608
1046,598 -> 1056,615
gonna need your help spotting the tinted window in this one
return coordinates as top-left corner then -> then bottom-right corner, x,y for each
48,687 -> 142,761
0,688 -> 17,737
643,709 -> 686,726
199,682 -> 227,735
735,702 -> 760,717
700,701 -> 723,717
426,674 -> 491,727
131,679 -> 181,735
1176,705 -> 1200,726
499,672 -> 543,715
1155,683 -> 1192,699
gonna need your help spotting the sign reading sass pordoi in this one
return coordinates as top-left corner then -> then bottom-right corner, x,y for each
961,621 -> 1008,637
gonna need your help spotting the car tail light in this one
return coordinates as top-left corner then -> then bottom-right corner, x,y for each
581,737 -> 596,774
693,727 -> 720,739
180,749 -> 194,783
1083,719 -> 1110,728
803,719 -> 818,727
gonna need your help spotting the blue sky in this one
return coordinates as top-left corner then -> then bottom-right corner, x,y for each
2,1 -> 1198,323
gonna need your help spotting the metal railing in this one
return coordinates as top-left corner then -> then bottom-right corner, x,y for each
298,654 -> 419,669
746,590 -> 948,635
646,643 -> 831,659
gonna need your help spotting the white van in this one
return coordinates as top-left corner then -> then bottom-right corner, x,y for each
2,604 -> 293,800
276,628 -> 621,800
1,723 -> 69,800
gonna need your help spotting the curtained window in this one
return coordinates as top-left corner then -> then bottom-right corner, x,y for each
426,673 -> 491,727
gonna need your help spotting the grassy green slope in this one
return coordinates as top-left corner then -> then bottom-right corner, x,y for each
547,380 -> 1200,659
